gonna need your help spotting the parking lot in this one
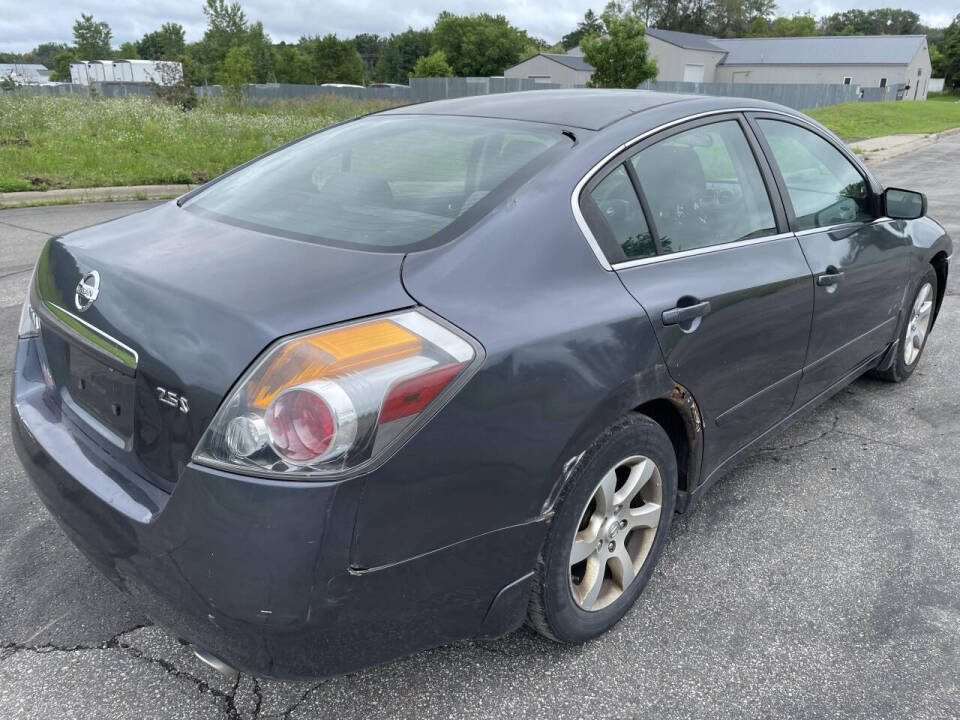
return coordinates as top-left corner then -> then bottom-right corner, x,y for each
1,136 -> 958,719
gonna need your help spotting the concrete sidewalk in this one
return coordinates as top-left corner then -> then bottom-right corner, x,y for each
0,183 -> 193,208
848,126 -> 960,163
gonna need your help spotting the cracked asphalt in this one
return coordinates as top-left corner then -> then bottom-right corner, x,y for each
2,135 -> 959,719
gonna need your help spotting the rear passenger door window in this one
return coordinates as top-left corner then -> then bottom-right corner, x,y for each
630,120 -> 777,255
755,119 -> 876,230
587,165 -> 656,261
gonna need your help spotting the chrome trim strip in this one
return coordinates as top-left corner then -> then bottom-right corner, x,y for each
794,217 -> 893,237
611,232 -> 795,270
571,106 -> 847,271
40,300 -> 139,371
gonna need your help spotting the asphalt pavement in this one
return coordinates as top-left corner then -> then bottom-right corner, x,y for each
1,135 -> 958,719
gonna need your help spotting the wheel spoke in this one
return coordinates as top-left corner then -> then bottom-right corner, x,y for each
570,538 -> 597,565
609,545 -> 635,589
624,502 -> 661,530
579,556 -> 605,610
616,458 -> 654,505
917,300 -> 932,320
595,469 -> 617,514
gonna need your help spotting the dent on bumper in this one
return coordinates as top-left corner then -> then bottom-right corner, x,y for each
11,338 -> 546,678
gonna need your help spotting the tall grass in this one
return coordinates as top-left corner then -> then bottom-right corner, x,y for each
0,94 -> 402,192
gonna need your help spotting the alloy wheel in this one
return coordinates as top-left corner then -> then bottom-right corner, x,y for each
569,455 -> 662,612
904,282 -> 934,366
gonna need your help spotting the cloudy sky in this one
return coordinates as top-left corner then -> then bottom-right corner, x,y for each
0,0 -> 955,53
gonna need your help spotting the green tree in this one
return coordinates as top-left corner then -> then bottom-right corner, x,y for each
353,32 -> 383,77
930,45 -> 947,78
374,28 -> 432,83
73,13 -> 113,60
30,42 -> 71,67
136,23 -> 187,59
218,45 -> 253,104
50,50 -> 77,82
748,12 -> 818,37
301,34 -> 365,84
819,8 -> 921,36
582,4 -> 658,88
410,50 -> 454,77
245,21 -> 274,82
432,12 -> 528,76
712,0 -> 775,37
194,0 -> 249,78
272,42 -> 315,84
561,9 -> 605,49
116,41 -> 139,59
941,15 -> 960,90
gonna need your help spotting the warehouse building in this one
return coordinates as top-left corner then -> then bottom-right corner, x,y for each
505,31 -> 933,100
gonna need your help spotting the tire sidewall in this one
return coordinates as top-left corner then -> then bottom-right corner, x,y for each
894,268 -> 938,380
540,416 -> 678,643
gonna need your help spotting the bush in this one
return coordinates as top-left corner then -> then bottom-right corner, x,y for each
150,60 -> 198,111
410,50 -> 453,78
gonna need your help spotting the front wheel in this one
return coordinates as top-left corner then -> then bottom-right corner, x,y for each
527,414 -> 677,643
873,268 -> 938,383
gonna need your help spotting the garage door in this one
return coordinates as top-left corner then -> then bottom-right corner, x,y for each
683,64 -> 705,83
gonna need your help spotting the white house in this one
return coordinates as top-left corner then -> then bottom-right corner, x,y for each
503,53 -> 595,86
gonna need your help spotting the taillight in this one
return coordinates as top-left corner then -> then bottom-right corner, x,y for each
193,310 -> 480,479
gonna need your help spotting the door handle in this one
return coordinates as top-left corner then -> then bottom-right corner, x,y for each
817,270 -> 845,287
662,300 -> 711,326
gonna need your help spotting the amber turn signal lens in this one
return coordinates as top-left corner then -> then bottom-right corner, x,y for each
247,320 -> 422,409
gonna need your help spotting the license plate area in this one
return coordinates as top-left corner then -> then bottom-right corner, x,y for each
67,346 -> 135,444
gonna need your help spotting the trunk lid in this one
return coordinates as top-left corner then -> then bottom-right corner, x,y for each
34,201 -> 412,490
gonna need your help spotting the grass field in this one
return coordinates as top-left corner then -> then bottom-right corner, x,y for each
3,93 -> 960,193
807,98 -> 960,140
0,94 -> 400,192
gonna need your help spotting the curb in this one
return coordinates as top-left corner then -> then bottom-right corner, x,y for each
0,184 -> 195,209
855,126 -> 960,164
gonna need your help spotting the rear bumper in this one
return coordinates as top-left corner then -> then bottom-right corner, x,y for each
11,337 -> 543,679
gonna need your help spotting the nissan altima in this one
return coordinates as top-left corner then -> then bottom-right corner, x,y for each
11,90 -> 951,679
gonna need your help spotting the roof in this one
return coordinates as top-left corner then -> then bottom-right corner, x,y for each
538,53 -> 595,72
0,63 -> 48,71
383,89 -> 792,131
645,28 -> 726,53
713,34 -> 927,66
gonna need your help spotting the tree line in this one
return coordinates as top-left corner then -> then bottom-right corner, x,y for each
1,0 -> 958,91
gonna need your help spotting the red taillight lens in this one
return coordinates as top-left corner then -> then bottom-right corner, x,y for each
264,381 -> 358,465
193,310 -> 480,479
379,363 -> 462,425
266,389 -> 334,462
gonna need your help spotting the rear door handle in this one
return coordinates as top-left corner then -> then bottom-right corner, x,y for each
662,300 -> 711,326
817,271 -> 845,287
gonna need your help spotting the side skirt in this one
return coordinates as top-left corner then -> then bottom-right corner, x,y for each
684,345 -> 888,511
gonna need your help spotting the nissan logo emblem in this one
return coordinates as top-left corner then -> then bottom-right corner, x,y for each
75,270 -> 101,313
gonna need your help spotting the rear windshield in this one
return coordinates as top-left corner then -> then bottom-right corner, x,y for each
184,115 -> 566,252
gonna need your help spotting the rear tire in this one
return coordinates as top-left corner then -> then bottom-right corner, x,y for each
527,414 -> 677,643
873,268 -> 938,383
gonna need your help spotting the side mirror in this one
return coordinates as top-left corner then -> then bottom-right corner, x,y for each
884,187 -> 927,220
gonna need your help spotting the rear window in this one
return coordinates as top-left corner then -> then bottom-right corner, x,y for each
184,115 -> 565,252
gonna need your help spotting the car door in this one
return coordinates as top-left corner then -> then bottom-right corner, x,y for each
581,114 -> 814,474
748,114 -> 910,405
